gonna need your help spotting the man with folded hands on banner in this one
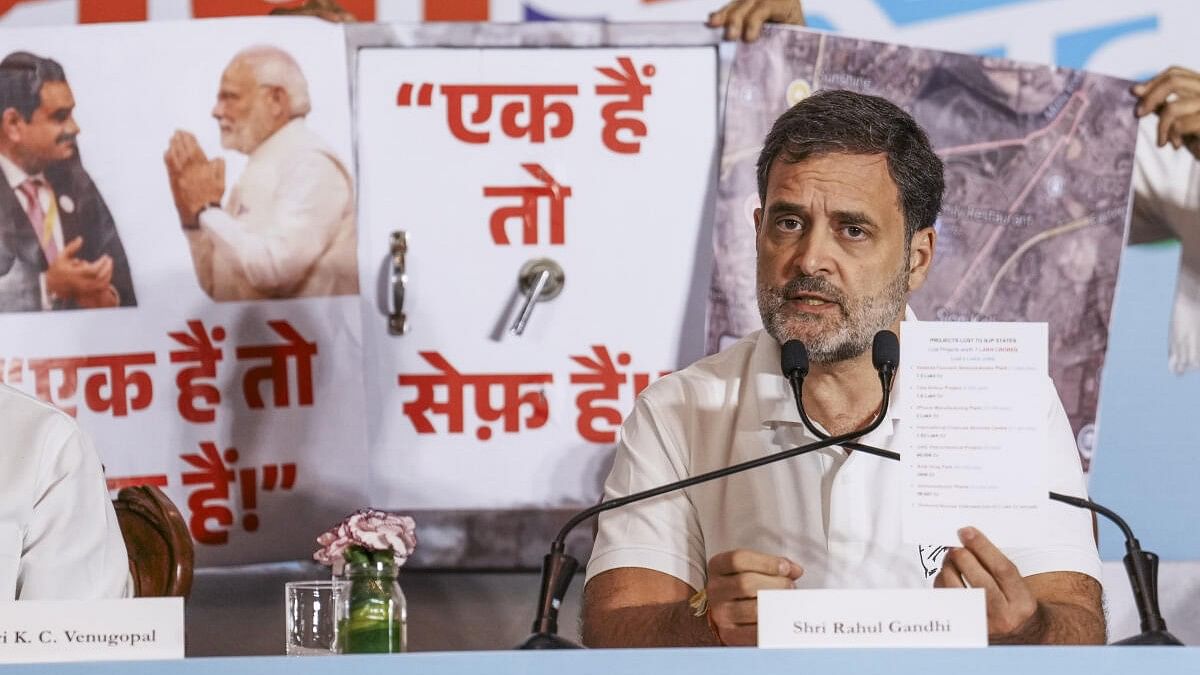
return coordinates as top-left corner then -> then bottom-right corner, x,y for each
0,51 -> 137,312
581,90 -> 1104,646
709,1 -> 1200,374
0,382 -> 132,599
164,45 -> 358,301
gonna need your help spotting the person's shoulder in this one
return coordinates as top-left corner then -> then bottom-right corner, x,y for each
275,123 -> 351,181
0,383 -> 81,443
637,331 -> 761,406
280,122 -> 339,158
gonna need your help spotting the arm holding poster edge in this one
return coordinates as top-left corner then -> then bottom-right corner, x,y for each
1131,65 -> 1200,373
707,0 -> 805,41
1133,66 -> 1200,158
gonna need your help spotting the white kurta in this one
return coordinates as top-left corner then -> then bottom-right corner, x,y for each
586,328 -> 1101,592
0,384 -> 132,599
1131,115 -> 1200,373
187,118 -> 358,301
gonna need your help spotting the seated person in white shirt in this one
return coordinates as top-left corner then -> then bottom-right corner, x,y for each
0,383 -> 131,599
582,90 -> 1104,647
163,45 -> 358,302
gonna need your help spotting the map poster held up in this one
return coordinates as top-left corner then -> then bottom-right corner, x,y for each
708,26 -> 1138,470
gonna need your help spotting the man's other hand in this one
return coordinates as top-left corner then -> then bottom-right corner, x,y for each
46,238 -> 114,303
934,526 -> 1043,643
1134,66 -> 1200,161
706,548 -> 803,645
707,0 -> 806,42
76,284 -> 119,308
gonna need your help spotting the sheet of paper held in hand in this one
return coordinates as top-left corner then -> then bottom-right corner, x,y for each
898,321 -> 1050,547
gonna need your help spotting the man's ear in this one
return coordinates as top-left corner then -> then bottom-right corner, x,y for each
267,86 -> 290,119
0,108 -> 23,143
753,206 -> 762,235
906,226 -> 937,292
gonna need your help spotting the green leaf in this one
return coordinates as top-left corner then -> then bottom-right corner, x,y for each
345,546 -> 371,566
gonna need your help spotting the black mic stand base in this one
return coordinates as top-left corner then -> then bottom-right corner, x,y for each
516,546 -> 582,649
1112,630 -> 1183,646
518,632 -> 584,649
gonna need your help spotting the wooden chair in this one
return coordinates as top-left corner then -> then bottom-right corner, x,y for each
113,485 -> 194,598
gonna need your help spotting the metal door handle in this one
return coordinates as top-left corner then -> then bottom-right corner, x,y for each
511,258 -> 565,336
388,230 -> 408,335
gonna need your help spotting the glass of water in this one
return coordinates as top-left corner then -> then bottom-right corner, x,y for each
285,580 -> 351,656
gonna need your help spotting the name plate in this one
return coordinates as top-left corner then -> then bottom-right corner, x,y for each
0,598 -> 183,663
758,588 -> 986,648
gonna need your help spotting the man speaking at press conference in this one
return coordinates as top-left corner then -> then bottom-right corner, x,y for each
581,90 -> 1104,647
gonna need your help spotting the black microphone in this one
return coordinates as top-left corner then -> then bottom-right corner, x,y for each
780,339 -> 809,380
871,329 -> 900,383
517,344 -> 900,649
783,331 -> 901,460
785,334 -> 1182,646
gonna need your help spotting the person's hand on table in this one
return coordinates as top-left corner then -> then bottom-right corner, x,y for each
705,548 -> 804,645
1134,66 -> 1200,161
707,0 -> 806,42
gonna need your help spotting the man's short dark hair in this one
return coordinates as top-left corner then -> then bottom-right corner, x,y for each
0,51 -> 66,122
756,89 -> 944,240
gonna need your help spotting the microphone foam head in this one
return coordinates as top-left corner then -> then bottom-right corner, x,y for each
780,340 -> 809,379
872,330 -> 900,372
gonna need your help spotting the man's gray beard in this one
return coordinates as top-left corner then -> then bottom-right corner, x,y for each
757,264 -> 909,364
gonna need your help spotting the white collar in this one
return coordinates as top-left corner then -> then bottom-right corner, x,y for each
247,117 -> 306,162
0,152 -> 32,189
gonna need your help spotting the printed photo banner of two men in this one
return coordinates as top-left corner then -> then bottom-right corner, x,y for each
0,19 -> 368,565
0,17 -> 719,566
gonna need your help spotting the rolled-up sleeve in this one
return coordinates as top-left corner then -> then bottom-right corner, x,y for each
586,391 -> 708,593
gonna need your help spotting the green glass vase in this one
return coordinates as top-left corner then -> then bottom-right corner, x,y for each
341,557 -> 407,653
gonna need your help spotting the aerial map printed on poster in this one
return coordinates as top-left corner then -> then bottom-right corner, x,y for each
708,26 -> 1139,470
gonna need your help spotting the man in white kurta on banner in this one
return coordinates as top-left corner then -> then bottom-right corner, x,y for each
163,45 -> 358,301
